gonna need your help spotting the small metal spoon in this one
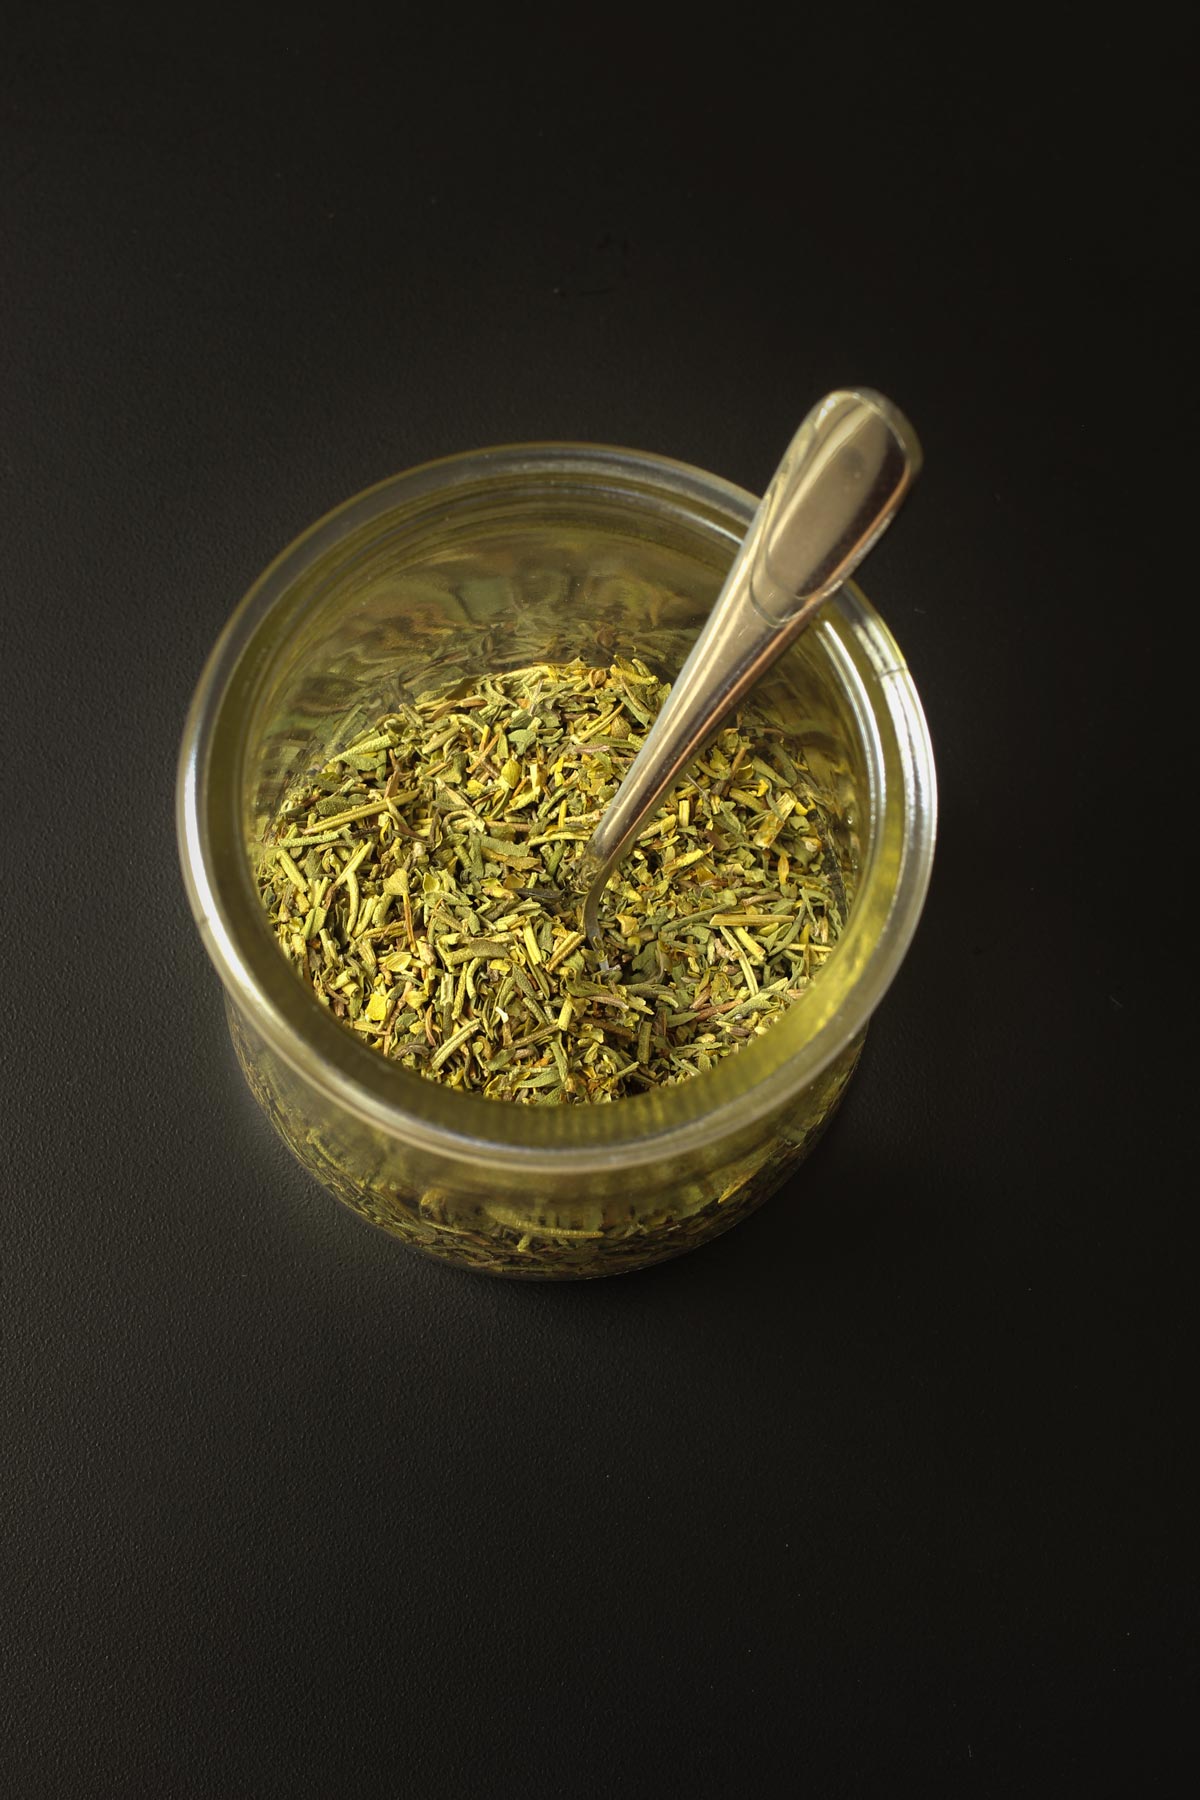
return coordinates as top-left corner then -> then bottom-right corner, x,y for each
577,388 -> 922,943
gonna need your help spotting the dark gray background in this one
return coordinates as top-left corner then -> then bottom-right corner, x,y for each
3,20 -> 1191,1797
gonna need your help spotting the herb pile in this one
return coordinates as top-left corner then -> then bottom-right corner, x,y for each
257,659 -> 849,1102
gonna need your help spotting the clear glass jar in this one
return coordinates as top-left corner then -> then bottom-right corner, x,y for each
177,445 -> 936,1277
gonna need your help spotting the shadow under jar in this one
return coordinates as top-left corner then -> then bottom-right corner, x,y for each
177,444 -> 936,1278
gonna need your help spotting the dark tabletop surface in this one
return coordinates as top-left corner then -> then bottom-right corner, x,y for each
3,20 -> 1192,1797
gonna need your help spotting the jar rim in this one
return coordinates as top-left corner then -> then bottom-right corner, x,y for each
177,442 -> 937,1174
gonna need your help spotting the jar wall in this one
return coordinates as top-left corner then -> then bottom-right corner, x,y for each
228,996 -> 863,1277
179,446 -> 935,1280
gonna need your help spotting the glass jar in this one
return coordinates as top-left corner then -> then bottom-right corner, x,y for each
177,444 -> 936,1277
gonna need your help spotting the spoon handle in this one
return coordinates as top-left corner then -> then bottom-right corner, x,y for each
580,389 -> 921,940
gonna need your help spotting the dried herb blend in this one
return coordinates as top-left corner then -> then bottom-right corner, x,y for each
256,659 -> 849,1102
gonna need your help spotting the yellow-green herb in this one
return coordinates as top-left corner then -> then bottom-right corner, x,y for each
256,659 -> 851,1104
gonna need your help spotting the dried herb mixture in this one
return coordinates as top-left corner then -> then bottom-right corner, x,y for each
257,658 -> 849,1102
